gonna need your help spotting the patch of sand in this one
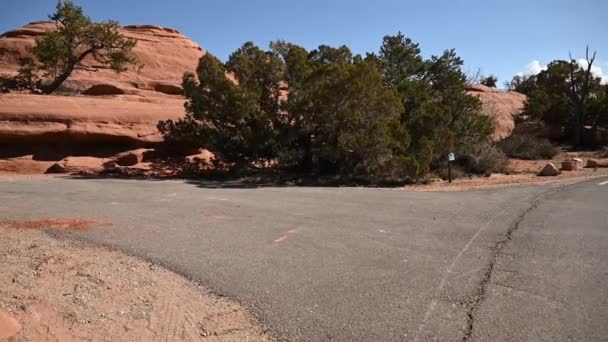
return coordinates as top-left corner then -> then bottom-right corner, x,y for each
405,168 -> 608,192
0,219 -> 102,230
0,227 -> 270,341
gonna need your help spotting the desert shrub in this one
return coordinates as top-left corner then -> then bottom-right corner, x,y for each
0,69 -> 40,93
498,133 -> 559,160
458,142 -> 508,174
436,164 -> 465,181
160,36 -> 495,182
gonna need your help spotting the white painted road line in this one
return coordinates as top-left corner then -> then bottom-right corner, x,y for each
599,180 -> 608,186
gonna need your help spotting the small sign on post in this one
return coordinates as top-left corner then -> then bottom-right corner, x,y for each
447,152 -> 455,183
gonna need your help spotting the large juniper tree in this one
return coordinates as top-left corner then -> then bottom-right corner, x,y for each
371,33 -> 494,175
159,42 -> 416,181
158,43 -> 285,170
515,47 -> 606,147
280,43 -> 415,179
159,36 -> 500,181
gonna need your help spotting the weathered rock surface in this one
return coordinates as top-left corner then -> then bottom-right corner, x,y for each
0,22 -> 204,94
0,156 -> 54,174
586,159 -> 608,168
114,148 -> 154,166
45,156 -> 108,174
466,84 -> 526,141
561,160 -> 579,171
0,94 -> 185,145
538,163 -> 560,176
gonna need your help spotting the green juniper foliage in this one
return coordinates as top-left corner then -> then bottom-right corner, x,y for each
480,75 -> 498,88
372,33 -> 495,175
508,47 -> 607,148
159,34 -> 499,182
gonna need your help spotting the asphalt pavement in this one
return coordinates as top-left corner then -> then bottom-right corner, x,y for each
0,176 -> 606,341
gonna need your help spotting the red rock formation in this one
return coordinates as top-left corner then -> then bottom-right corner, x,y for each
0,21 -> 205,95
466,84 -> 526,141
0,22 -> 203,174
0,94 -> 185,145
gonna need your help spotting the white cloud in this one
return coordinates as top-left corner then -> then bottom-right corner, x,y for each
576,59 -> 608,84
515,60 -> 547,77
525,60 -> 547,75
516,59 -> 608,84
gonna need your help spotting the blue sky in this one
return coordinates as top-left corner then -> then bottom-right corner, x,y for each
2,0 -> 607,86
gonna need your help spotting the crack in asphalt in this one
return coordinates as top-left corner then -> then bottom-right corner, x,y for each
460,184 -> 568,342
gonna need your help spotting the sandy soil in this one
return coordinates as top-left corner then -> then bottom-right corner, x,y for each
0,224 -> 270,342
405,169 -> 608,192
406,155 -> 608,192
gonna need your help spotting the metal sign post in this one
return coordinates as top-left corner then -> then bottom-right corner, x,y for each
448,152 -> 455,183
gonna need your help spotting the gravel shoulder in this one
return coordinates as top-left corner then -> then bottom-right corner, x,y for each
0,225 -> 270,341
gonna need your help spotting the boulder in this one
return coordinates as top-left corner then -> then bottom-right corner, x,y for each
45,156 -> 107,174
538,163 -> 560,176
561,160 -> 579,171
114,148 -> 154,166
586,159 -> 608,168
45,162 -> 67,174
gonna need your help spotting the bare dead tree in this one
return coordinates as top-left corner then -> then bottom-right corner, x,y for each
466,67 -> 482,86
568,45 -> 596,148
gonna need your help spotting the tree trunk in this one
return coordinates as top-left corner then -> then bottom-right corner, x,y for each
41,64 -> 75,94
302,134 -> 313,171
572,101 -> 585,148
41,48 -> 94,95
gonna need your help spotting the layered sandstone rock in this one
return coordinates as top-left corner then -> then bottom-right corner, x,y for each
0,94 -> 185,145
0,22 -> 206,174
0,22 -> 205,95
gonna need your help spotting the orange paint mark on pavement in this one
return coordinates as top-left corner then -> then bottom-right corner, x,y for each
274,235 -> 289,243
273,228 -> 298,243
